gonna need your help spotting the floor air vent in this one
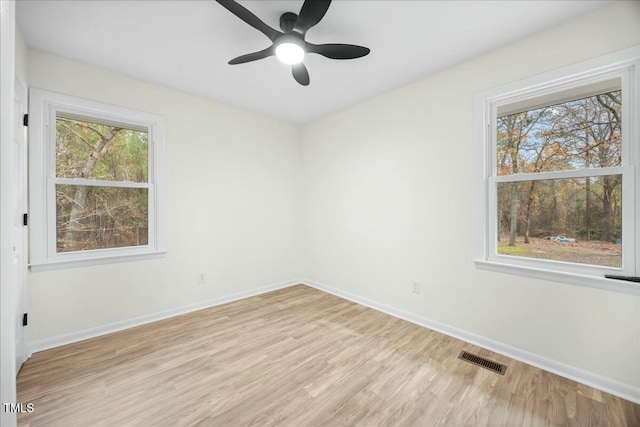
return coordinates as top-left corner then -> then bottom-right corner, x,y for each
458,350 -> 507,375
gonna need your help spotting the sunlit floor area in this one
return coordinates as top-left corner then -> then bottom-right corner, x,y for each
17,285 -> 640,426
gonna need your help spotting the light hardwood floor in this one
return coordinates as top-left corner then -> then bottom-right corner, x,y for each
17,285 -> 640,426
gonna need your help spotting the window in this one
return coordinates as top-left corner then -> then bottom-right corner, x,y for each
475,47 -> 639,294
29,89 -> 165,270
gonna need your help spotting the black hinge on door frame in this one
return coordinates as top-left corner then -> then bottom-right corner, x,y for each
22,313 -> 28,326
23,114 -> 28,127
23,213 -> 28,226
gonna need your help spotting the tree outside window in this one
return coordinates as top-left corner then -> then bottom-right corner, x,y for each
55,117 -> 149,252
495,90 -> 622,268
28,88 -> 165,270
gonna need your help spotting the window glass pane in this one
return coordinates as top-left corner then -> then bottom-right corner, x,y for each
496,90 -> 621,176
497,175 -> 621,267
56,116 -> 148,182
56,185 -> 148,252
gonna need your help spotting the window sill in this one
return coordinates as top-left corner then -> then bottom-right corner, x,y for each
29,250 -> 167,272
474,260 -> 640,295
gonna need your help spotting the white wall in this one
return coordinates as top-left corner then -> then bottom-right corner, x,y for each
20,0 -> 639,404
26,50 -> 301,344
301,0 -> 640,394
15,22 -> 26,84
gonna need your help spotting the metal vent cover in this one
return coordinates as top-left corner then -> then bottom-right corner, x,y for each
458,350 -> 507,375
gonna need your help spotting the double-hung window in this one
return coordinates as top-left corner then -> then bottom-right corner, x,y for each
475,47 -> 639,293
29,89 -> 165,270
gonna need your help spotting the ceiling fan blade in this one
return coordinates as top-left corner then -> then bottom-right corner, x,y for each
229,46 -> 275,64
215,0 -> 280,41
306,43 -> 370,60
295,0 -> 331,34
292,63 -> 310,86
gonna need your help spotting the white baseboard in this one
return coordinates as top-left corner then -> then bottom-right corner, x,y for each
28,277 -> 640,405
300,278 -> 640,405
29,279 -> 298,355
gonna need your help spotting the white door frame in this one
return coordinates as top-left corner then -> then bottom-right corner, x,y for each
1,0 -> 19,425
14,76 -> 29,371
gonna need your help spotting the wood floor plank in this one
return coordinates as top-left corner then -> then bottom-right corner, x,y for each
17,285 -> 640,426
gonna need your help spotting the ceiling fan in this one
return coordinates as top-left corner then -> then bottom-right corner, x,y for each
215,0 -> 370,86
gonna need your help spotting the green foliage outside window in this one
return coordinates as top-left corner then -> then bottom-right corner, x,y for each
55,117 -> 149,252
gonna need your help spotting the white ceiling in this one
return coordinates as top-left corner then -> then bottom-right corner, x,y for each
17,0 -> 612,124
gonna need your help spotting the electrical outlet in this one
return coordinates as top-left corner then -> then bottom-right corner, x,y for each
198,273 -> 207,284
412,281 -> 421,294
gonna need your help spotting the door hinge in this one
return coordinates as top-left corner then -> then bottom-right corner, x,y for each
23,213 -> 28,226
22,313 -> 28,326
23,114 -> 28,127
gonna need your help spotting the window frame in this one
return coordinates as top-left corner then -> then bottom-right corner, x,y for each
474,46 -> 640,295
29,88 -> 165,271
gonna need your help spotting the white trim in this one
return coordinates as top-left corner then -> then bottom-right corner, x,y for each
52,178 -> 150,188
475,46 -> 640,290
29,250 -> 166,272
496,76 -> 621,117
0,1 -> 18,425
474,98 -> 490,270
15,75 -> 29,372
631,46 -> 640,295
150,118 -> 165,253
477,46 -> 640,110
492,166 -> 627,183
300,279 -> 640,405
28,88 -> 166,269
27,278 -> 640,404
475,259 -> 640,295
29,279 -> 299,354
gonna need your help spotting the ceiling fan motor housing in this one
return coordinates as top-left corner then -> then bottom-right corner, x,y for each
279,12 -> 298,33
216,0 -> 371,86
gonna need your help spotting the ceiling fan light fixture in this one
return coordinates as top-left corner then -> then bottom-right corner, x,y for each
275,42 -> 305,65
216,0 -> 371,85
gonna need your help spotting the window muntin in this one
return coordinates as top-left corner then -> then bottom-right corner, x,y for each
29,89 -> 165,270
494,87 -> 625,269
475,48 -> 639,293
54,116 -> 150,253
